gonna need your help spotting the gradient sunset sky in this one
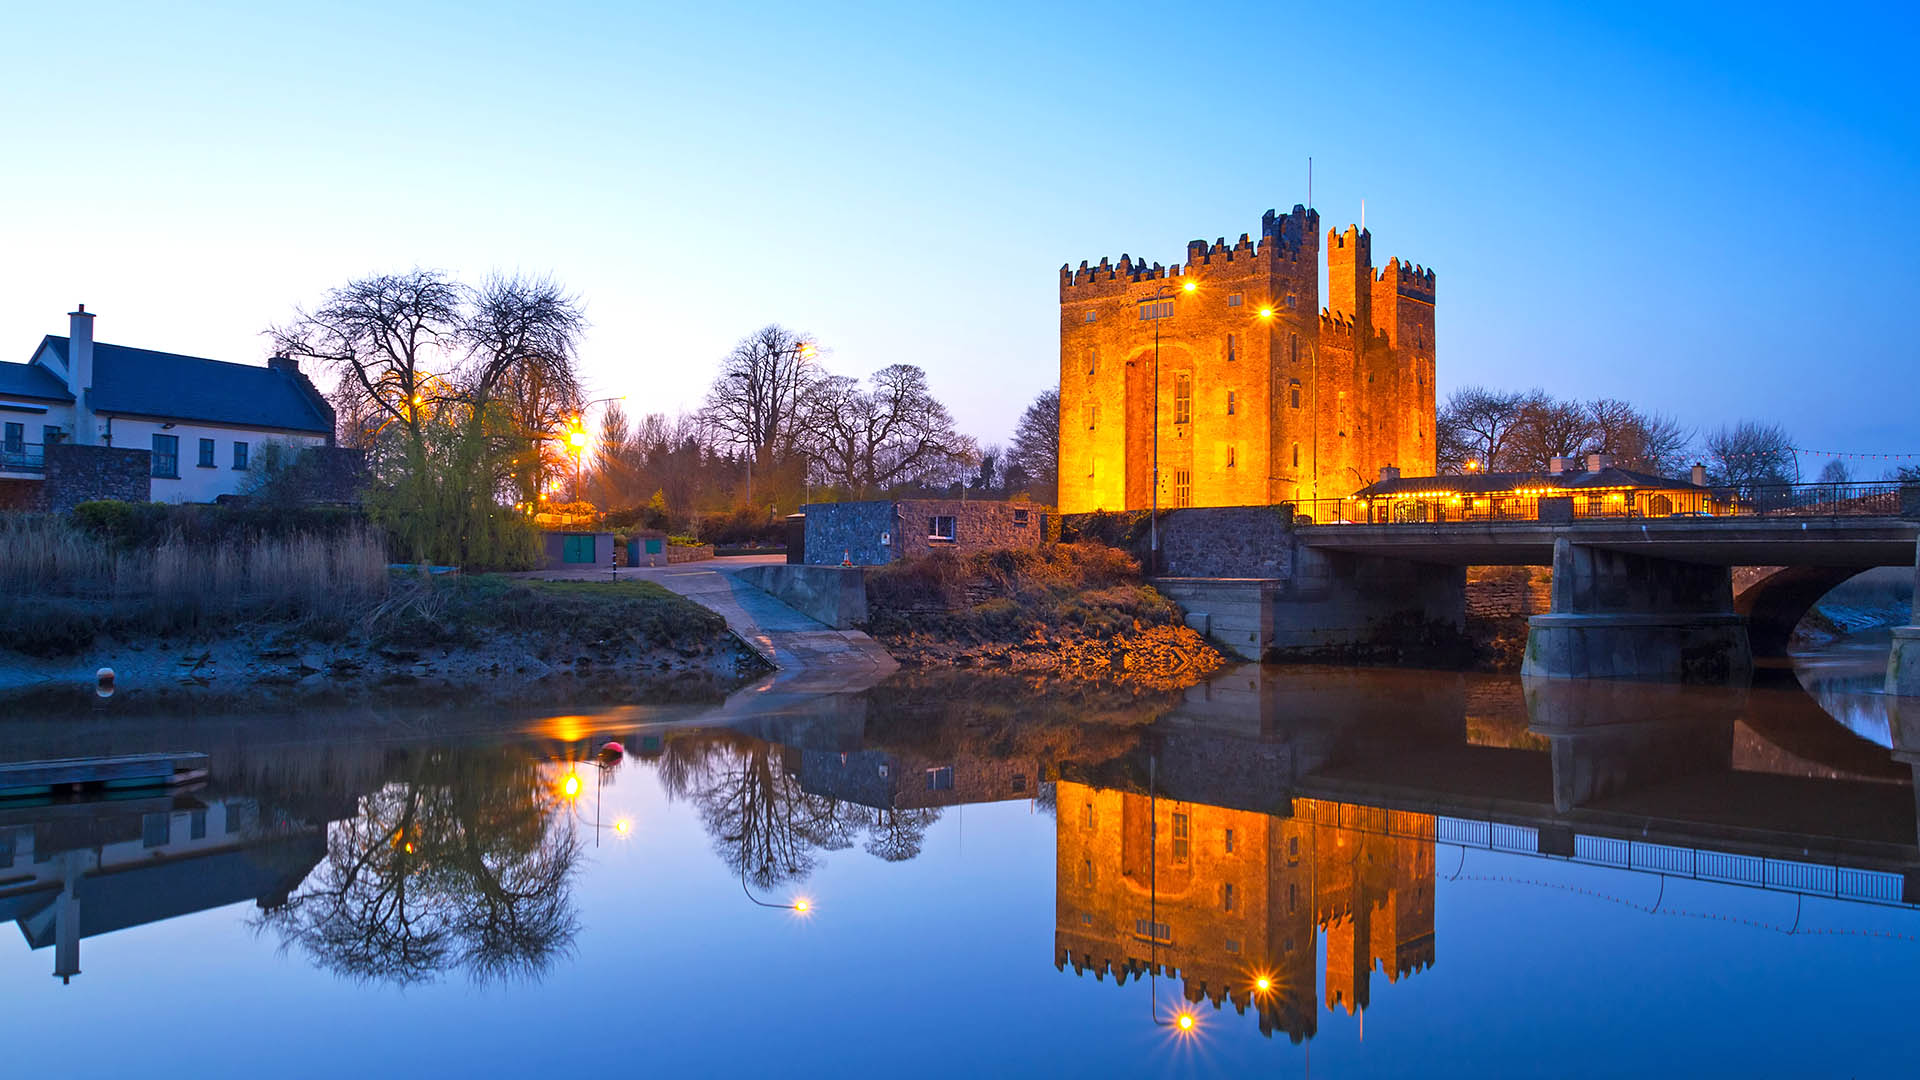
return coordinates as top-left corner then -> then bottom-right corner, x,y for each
4,1 -> 1914,469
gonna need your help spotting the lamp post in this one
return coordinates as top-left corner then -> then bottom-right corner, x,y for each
563,395 -> 627,505
1147,281 -> 1196,574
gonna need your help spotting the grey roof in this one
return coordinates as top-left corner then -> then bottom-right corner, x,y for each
0,356 -> 73,402
1358,466 -> 1706,497
34,335 -> 332,434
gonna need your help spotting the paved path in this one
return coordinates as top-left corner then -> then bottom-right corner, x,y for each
517,556 -> 898,692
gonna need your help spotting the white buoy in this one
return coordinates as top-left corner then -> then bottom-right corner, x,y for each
95,667 -> 115,699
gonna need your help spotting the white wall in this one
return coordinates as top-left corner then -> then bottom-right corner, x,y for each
104,416 -> 326,503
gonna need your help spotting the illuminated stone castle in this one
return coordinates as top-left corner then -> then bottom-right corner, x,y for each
1053,786 -> 1434,1042
1058,207 -> 1437,513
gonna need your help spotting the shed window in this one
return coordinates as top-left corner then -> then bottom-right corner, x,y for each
1012,508 -> 1030,527
928,516 -> 956,541
925,766 -> 953,791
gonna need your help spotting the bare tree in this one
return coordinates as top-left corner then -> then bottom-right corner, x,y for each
1705,420 -> 1797,493
1506,394 -> 1596,471
1436,386 -> 1531,472
269,269 -> 465,457
1588,399 -> 1691,476
1816,459 -> 1850,484
457,274 -> 587,502
1007,388 -> 1059,503
700,325 -> 820,477
802,364 -> 975,497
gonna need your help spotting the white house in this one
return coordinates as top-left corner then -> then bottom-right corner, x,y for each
0,305 -> 336,505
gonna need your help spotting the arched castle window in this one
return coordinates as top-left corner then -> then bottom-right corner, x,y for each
1292,443 -> 1300,468
1226,333 -> 1236,362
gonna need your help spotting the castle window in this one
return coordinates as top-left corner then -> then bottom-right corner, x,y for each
1138,298 -> 1174,321
1171,812 -> 1190,861
1227,293 -> 1242,307
1134,918 -> 1172,943
1086,346 -> 1097,377
1223,882 -> 1237,912
1289,381 -> 1301,409
1286,295 -> 1297,308
1225,939 -> 1241,954
1288,883 -> 1298,912
1083,402 -> 1098,430
1082,803 -> 1094,829
1084,310 -> 1097,323
1173,373 -> 1191,425
1224,828 -> 1235,853
1225,445 -> 1236,469
1226,390 -> 1236,416
1226,333 -> 1237,362
1174,469 -> 1192,508
1080,911 -> 1093,926
1292,443 -> 1300,468
1082,860 -> 1094,887
1289,333 -> 1299,363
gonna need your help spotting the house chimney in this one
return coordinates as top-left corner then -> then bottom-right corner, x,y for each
1377,465 -> 1400,484
1690,463 -> 1707,487
69,304 -> 96,445
268,354 -> 300,374
1548,456 -> 1567,475
1586,452 -> 1612,473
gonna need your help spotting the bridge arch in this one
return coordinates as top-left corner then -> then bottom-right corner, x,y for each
1732,566 -> 1874,658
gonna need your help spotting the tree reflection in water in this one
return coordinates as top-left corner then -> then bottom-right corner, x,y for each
660,733 -> 939,888
254,748 -> 581,987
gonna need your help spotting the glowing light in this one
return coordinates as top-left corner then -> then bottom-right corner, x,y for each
1258,307 -> 1274,319
403,842 -> 415,854
797,343 -> 818,359
560,772 -> 583,799
1254,975 -> 1273,993
1181,280 -> 1197,293
793,898 -> 812,913
613,818 -> 631,835
1175,1012 -> 1196,1032
568,429 -> 590,450
1465,459 -> 1480,472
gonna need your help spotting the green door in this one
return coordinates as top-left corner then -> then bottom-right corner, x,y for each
562,534 -> 595,563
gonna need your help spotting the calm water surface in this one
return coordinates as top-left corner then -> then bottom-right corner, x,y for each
2,649 -> 1917,1078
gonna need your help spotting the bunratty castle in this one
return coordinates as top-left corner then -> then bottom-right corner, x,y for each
1058,206 -> 1436,515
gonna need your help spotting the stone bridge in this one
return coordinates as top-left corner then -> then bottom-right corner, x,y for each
1150,510 -> 1919,686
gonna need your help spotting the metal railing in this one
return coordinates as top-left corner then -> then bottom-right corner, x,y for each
1288,481 -> 1918,527
0,441 -> 46,471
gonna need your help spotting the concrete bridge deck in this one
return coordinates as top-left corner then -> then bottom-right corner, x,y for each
1298,517 -> 1920,567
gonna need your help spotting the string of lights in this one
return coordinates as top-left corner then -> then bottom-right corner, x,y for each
1711,447 -> 1920,462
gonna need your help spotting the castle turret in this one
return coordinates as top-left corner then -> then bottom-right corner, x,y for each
1326,226 -> 1372,331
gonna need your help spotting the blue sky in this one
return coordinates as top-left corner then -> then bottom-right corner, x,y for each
3,1 -> 1914,469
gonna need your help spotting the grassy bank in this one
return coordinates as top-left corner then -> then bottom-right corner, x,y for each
864,543 -> 1220,687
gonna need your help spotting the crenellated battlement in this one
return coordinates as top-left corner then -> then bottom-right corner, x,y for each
1375,256 -> 1436,299
1319,309 -> 1390,346
1060,206 -> 1318,293
1327,224 -> 1371,255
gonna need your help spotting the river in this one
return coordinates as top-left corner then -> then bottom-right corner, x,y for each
0,640 -> 1914,1078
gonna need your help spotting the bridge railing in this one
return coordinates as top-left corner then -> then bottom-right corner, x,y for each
1290,481 -> 1918,527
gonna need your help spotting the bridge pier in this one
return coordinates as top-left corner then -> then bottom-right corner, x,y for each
1888,539 -> 1920,697
1522,538 -> 1753,683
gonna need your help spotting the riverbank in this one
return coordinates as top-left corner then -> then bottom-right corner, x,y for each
0,575 -> 767,707
863,544 -> 1223,688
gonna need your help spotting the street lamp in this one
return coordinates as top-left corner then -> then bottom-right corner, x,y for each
1146,280 -> 1196,574
563,395 -> 627,504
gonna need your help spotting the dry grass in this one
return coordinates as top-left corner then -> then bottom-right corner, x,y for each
0,514 -> 390,652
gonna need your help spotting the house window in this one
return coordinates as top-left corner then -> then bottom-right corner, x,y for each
151,434 -> 179,478
1083,402 -> 1098,430
1012,507 -> 1030,527
1173,373 -> 1191,425
1226,333 -> 1236,362
1224,827 -> 1235,854
42,425 -> 63,446
927,516 -> 956,542
198,438 -> 216,468
1171,812 -> 1189,861
1223,882 -> 1237,912
1086,346 -> 1098,378
233,441 -> 249,470
2,422 -> 20,455
1226,390 -> 1236,416
142,812 -> 171,848
925,766 -> 954,791
1225,445 -> 1236,469
1084,309 -> 1097,323
1174,469 -> 1192,508
1138,298 -> 1174,320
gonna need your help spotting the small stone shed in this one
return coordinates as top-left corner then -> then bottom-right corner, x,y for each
799,499 -> 1050,566
539,529 -> 615,570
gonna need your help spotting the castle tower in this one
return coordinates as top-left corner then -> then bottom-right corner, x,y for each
1326,226 -> 1372,331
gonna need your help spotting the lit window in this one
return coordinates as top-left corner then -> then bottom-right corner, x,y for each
1173,373 -> 1192,425
1226,333 -> 1237,362
1137,298 -> 1174,320
1227,293 -> 1243,307
1174,469 -> 1192,508
927,516 -> 956,541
